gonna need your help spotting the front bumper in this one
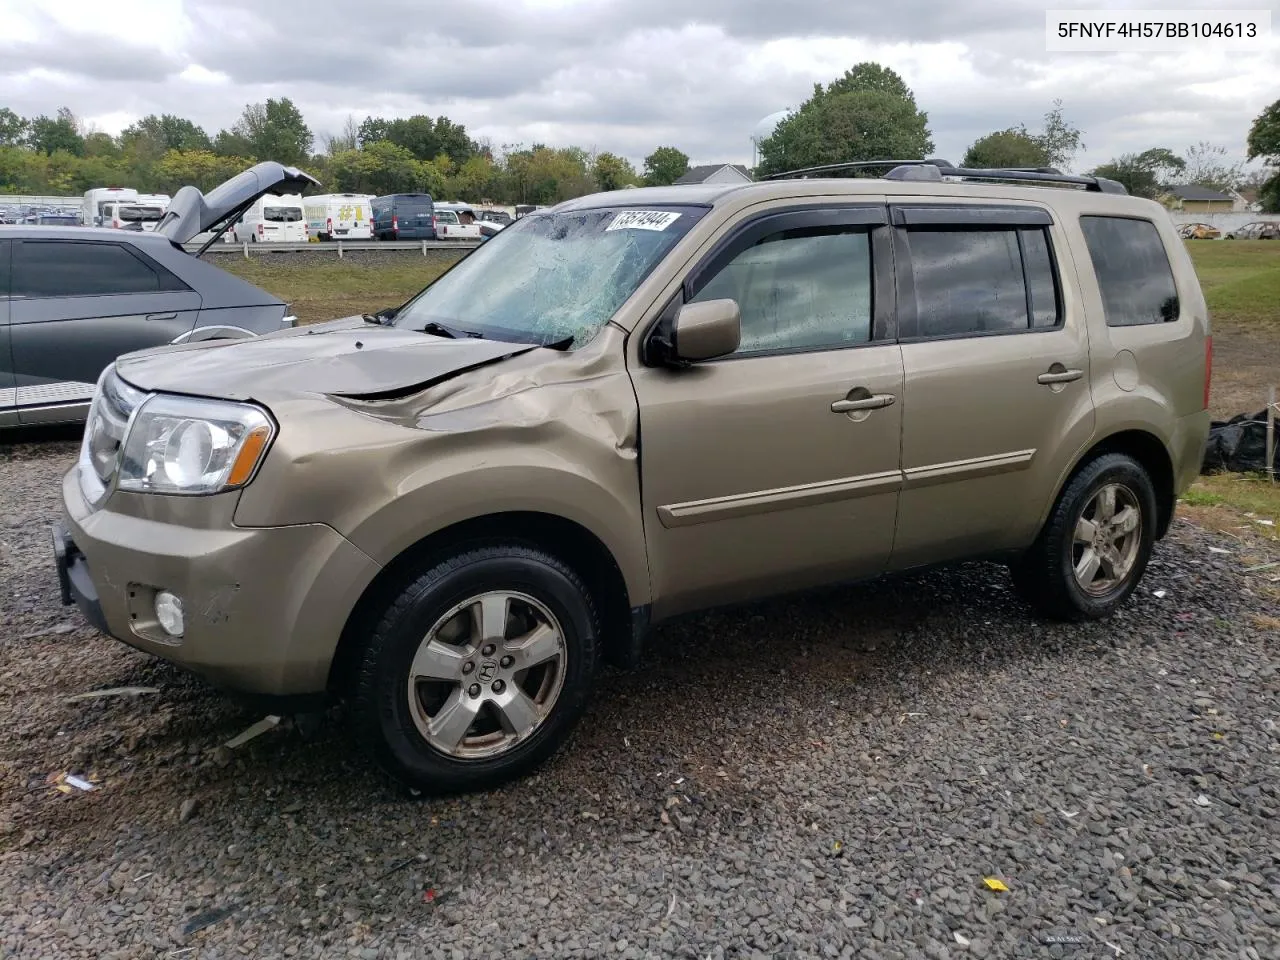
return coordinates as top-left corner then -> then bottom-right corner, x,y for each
56,466 -> 381,699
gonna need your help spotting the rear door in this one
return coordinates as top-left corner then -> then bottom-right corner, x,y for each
888,200 -> 1095,569
9,238 -> 202,424
0,241 -> 13,426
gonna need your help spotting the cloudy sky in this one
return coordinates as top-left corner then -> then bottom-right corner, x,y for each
2,0 -> 1277,174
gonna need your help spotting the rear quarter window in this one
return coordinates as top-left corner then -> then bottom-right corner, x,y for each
1078,216 -> 1179,326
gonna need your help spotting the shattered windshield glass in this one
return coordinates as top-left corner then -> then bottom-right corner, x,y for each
393,205 -> 707,347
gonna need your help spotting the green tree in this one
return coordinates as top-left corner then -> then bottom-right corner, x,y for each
757,63 -> 932,177
592,151 -> 638,191
230,97 -> 312,165
448,154 -> 499,201
1258,174 -> 1280,214
356,114 -> 475,165
155,149 -> 254,192
824,62 -> 915,101
1246,99 -> 1280,166
1247,99 -> 1280,213
0,146 -> 34,191
642,146 -> 689,186
82,131 -> 122,160
122,114 -> 212,154
212,128 -> 255,159
1087,147 -> 1185,199
962,128 -> 1049,169
0,108 -> 28,147
27,107 -> 84,156
1036,99 -> 1084,170
329,140 -> 423,194
1182,141 -> 1242,192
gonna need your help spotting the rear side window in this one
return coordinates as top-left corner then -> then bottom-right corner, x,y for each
1079,216 -> 1179,326
13,241 -> 187,298
906,228 -> 1062,338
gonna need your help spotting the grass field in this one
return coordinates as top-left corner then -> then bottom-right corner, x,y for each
222,256 -> 452,324
221,240 -> 1280,529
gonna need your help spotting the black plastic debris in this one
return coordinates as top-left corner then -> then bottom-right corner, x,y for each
1202,410 -> 1278,474
182,903 -> 238,936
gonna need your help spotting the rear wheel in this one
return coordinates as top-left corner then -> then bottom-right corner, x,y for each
352,545 -> 600,793
1010,453 -> 1157,621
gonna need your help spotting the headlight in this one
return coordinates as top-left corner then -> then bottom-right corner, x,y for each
117,395 -> 275,495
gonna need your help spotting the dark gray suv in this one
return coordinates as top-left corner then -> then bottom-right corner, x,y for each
1,162 -> 318,428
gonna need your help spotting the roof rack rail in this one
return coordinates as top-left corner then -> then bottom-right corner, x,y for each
762,159 -> 954,181
766,158 -> 1128,195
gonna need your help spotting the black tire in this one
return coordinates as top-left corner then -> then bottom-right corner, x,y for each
1010,453 -> 1157,621
352,545 -> 600,794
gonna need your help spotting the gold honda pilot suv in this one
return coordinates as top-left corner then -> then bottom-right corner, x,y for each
54,160 -> 1212,793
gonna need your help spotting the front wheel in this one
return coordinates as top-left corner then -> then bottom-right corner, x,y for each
1010,453 -> 1157,621
352,545 -> 600,793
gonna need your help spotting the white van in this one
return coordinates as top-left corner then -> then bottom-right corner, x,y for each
233,194 -> 308,243
137,193 -> 172,210
304,193 -> 374,241
83,187 -> 138,227
101,200 -> 166,231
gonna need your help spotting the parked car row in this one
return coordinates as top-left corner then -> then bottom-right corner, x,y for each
1178,220 -> 1279,240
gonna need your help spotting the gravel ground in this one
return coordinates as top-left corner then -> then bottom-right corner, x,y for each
2,435 -> 1279,960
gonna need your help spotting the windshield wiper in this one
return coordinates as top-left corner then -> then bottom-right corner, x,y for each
362,313 -> 389,326
418,321 -> 485,340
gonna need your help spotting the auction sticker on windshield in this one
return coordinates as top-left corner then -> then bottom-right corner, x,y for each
606,210 -> 682,231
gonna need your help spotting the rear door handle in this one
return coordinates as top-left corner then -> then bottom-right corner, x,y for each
1037,368 -> 1083,385
831,394 -> 896,413
146,312 -> 178,322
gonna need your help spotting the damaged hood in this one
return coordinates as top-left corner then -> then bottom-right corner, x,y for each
114,316 -> 538,403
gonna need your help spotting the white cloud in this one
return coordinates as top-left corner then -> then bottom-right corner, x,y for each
0,0 -> 1275,174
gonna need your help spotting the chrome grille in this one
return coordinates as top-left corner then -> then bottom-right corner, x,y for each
78,368 -> 146,505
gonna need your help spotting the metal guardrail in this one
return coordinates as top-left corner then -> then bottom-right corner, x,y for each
189,239 -> 482,256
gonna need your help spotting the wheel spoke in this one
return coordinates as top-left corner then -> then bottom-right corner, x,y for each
509,623 -> 562,671
410,638 -> 467,682
1097,549 -> 1118,581
1074,517 -> 1098,545
428,690 -> 481,754
1110,505 -> 1139,537
493,687 -> 540,738
1075,547 -> 1101,585
471,594 -> 510,644
1095,485 -> 1117,522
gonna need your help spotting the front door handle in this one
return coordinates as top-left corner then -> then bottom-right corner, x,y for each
831,393 -> 896,413
1037,368 -> 1083,385
146,312 -> 178,322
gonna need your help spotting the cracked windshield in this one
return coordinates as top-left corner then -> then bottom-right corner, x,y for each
393,205 -> 707,346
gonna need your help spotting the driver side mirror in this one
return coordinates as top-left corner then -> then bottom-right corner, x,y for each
667,298 -> 741,363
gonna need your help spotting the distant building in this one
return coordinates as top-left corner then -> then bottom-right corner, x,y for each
1163,184 -> 1235,214
673,164 -> 754,186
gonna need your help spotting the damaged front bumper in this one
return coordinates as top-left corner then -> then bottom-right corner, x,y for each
55,466 -> 381,701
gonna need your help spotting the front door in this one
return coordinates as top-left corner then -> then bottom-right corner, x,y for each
887,200 -> 1096,569
10,238 -> 201,424
629,203 -> 905,619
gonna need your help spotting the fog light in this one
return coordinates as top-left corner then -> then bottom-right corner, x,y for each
155,591 -> 185,637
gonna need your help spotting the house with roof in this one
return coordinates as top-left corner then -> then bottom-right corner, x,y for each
1163,184 -> 1235,213
673,164 -> 754,186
